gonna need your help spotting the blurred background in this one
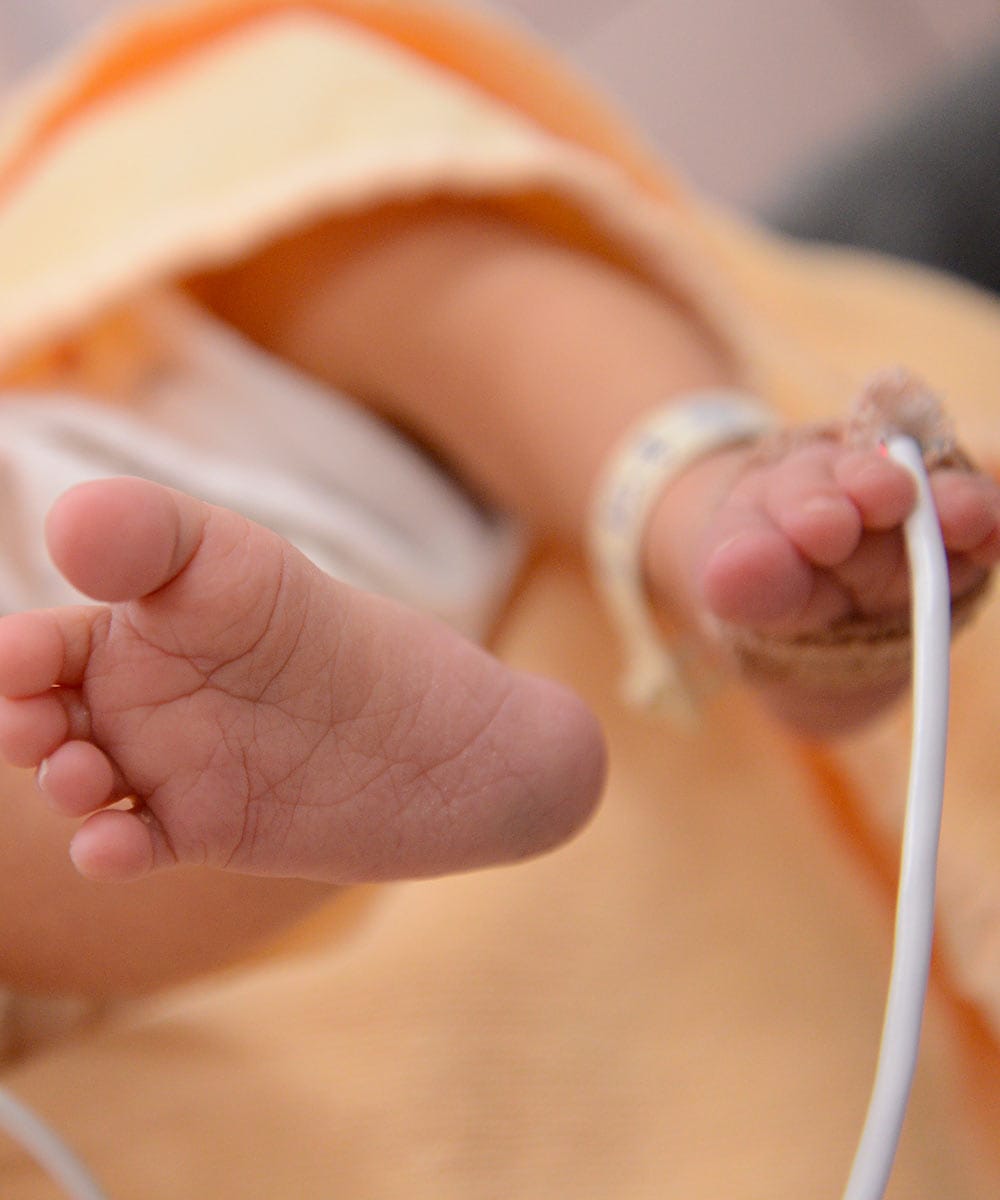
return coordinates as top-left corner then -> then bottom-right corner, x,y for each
2,0 -> 996,207
2,0 -> 998,284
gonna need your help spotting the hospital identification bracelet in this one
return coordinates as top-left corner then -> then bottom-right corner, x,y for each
588,390 -> 778,721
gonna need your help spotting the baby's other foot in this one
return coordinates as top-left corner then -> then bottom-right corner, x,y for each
646,437 -> 999,731
696,441 -> 998,633
0,479 -> 604,882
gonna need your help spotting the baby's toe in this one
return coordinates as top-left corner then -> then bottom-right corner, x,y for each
38,740 -> 117,818
833,448 -> 917,530
0,693 -> 70,768
0,608 -> 107,699
825,528 -> 911,616
968,524 -> 1000,567
949,556 -> 992,601
70,809 -> 158,882
46,477 -> 206,603
700,508 -> 815,625
932,470 -> 1000,556
763,446 -> 862,567
0,613 -> 63,698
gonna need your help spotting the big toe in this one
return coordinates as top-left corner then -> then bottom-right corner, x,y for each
699,512 -> 814,626
45,477 -> 207,603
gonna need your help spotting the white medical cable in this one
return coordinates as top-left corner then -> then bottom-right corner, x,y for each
0,1082 -> 109,1199
842,434 -> 953,1200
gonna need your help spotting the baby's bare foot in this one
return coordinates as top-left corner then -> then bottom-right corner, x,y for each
652,440 -> 999,634
646,437 -> 999,730
696,442 -> 998,633
0,479 -> 604,883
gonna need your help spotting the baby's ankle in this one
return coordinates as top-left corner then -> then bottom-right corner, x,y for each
641,443 -> 757,627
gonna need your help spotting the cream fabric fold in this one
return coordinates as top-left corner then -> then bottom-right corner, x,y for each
0,289 -> 521,635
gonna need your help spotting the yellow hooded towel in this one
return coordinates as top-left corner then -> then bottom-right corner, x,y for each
1,2 -> 1000,1197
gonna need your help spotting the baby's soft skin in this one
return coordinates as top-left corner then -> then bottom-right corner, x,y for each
0,478 -> 606,884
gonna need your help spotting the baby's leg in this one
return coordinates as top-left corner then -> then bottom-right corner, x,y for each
0,478 -> 604,883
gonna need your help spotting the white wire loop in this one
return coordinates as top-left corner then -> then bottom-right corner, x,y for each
0,1082 -> 109,1199
842,435 -> 952,1200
